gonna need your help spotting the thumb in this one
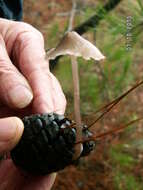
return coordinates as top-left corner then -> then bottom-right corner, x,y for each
0,117 -> 24,154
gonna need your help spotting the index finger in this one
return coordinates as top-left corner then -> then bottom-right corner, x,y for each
1,20 -> 66,114
11,24 -> 58,113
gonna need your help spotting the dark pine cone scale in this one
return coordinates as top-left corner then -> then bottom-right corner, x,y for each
11,113 -> 95,175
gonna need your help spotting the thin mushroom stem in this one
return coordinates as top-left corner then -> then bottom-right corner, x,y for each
71,55 -> 82,142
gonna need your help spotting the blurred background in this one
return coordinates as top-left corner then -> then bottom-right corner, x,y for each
23,1 -> 143,189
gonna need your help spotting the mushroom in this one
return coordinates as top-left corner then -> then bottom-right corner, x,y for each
47,31 -> 105,61
47,31 -> 105,158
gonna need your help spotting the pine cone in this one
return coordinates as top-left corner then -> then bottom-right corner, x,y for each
11,113 -> 95,175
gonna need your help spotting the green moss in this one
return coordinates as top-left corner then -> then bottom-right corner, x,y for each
110,144 -> 143,190
110,149 -> 136,168
114,171 -> 143,190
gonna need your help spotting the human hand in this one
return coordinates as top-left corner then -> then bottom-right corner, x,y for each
0,18 -> 66,190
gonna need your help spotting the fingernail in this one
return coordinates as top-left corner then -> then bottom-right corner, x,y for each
47,173 -> 57,189
8,86 -> 33,108
0,118 -> 17,142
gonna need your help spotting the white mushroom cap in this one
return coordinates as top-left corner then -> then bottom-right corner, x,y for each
47,31 -> 105,61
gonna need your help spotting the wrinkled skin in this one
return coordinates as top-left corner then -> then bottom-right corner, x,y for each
0,18 -> 66,190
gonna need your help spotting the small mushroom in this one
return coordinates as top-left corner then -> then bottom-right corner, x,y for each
47,31 -> 105,158
47,31 -> 105,61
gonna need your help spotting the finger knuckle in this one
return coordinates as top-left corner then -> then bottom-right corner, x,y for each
14,21 -> 44,42
0,63 -> 13,76
15,22 -> 33,31
0,34 -> 4,43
